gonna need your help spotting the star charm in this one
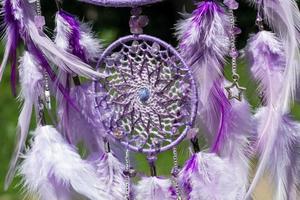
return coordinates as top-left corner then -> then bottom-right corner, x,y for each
225,81 -> 246,101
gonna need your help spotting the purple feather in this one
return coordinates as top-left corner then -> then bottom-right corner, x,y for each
5,51 -> 43,189
1,0 -> 21,95
176,1 -> 232,152
54,10 -> 102,145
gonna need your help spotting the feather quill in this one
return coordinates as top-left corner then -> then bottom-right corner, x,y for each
19,125 -> 110,200
5,51 -> 43,189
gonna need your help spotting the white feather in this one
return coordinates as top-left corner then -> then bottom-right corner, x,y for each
5,51 -> 43,189
135,177 -> 176,200
19,125 -> 110,200
179,152 -> 246,200
92,153 -> 126,200
28,20 -> 105,79
54,12 -> 102,62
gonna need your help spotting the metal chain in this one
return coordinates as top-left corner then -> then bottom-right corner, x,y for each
125,149 -> 131,200
225,9 -> 246,101
228,9 -> 239,82
36,0 -> 42,16
35,0 -> 51,109
172,147 -> 181,200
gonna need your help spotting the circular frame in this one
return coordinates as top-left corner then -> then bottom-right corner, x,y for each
94,34 -> 198,154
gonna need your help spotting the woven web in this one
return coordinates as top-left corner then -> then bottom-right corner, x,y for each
96,38 -> 194,152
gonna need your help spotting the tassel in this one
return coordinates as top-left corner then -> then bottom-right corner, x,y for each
245,31 -> 300,198
135,177 -> 177,200
5,51 -> 43,189
179,152 -> 246,200
19,125 -> 110,200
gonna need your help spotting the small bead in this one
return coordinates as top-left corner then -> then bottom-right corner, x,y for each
233,27 -> 242,35
224,0 -> 239,10
123,168 -> 137,177
113,129 -> 124,139
131,7 -> 142,16
230,50 -> 239,58
171,166 -> 181,177
34,16 -> 45,29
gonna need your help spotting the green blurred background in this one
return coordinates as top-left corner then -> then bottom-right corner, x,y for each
0,0 -> 300,199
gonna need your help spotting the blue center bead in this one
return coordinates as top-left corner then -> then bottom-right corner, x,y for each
138,87 -> 150,103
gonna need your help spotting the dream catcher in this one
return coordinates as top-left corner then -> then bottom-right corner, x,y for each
1,0 -> 300,199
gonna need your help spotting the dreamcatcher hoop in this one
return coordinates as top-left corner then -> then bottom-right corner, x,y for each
94,34 -> 198,154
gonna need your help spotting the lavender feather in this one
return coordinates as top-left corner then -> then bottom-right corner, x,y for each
248,0 -> 300,113
5,51 -> 43,190
179,152 -> 246,200
176,1 -> 233,152
245,31 -> 288,198
19,125 -> 111,200
54,10 -> 107,146
57,83 -> 106,152
91,152 -> 127,200
253,108 -> 300,200
135,177 -> 177,200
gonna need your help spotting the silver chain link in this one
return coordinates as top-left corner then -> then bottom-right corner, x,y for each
125,149 -> 130,200
35,0 -> 51,110
172,147 -> 181,200
229,9 -> 239,81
